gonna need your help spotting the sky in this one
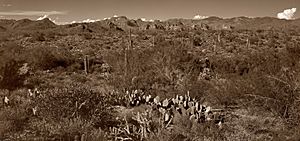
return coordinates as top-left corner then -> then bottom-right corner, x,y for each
0,0 -> 299,24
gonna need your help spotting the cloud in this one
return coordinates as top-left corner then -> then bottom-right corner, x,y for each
193,15 -> 209,20
141,18 -> 146,21
82,19 -> 100,23
70,19 -> 100,24
0,11 -> 66,16
1,4 -> 12,7
55,21 -> 70,25
36,15 -> 59,25
277,8 -> 297,20
37,15 -> 48,20
139,18 -> 154,22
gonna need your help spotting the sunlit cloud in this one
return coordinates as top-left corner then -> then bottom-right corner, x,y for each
0,11 -> 66,16
82,19 -> 100,23
37,15 -> 48,20
141,18 -> 146,21
277,8 -> 297,20
1,4 -> 12,7
102,15 -> 119,20
193,15 -> 209,20
36,15 -> 60,25
70,18 -> 100,24
2,4 -> 12,7
139,18 -> 154,22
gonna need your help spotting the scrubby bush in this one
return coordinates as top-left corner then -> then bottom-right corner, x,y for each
0,60 -> 28,91
82,32 -> 93,40
34,83 -> 124,123
30,32 -> 46,42
0,89 -> 35,139
36,84 -> 103,120
105,38 -> 195,96
0,107 -> 30,138
0,33 -> 10,42
25,46 -> 74,70
30,118 -> 94,140
0,42 -> 28,90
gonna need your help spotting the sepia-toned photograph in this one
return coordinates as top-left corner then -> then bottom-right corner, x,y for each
0,0 -> 299,140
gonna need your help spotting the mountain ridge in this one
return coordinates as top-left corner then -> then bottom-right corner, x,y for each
0,16 -> 299,31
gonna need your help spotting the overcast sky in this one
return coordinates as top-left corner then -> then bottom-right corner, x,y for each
0,0 -> 299,23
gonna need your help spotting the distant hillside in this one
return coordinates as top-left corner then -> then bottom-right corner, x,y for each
88,16 -> 300,31
0,19 -> 16,29
0,18 -> 57,31
12,18 -> 57,30
0,16 -> 299,32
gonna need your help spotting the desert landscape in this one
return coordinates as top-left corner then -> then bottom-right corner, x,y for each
0,5 -> 300,141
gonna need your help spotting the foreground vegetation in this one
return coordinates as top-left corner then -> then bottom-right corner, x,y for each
0,25 -> 300,140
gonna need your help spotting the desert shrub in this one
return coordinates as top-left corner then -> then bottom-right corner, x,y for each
204,38 -> 300,125
102,50 -> 127,88
85,129 -> 108,141
35,83 -> 124,123
67,62 -> 82,72
286,41 -> 300,60
30,118 -> 94,140
0,89 -> 39,140
105,38 -> 195,96
25,46 -> 74,70
0,60 -> 28,91
0,33 -> 10,42
43,30 -> 56,39
36,85 -> 101,120
106,108 -> 166,141
0,42 -> 25,63
289,103 -> 300,125
82,32 -> 93,40
0,43 -> 28,90
30,32 -> 46,42
147,112 -> 225,141
127,20 -> 138,27
0,106 -> 30,139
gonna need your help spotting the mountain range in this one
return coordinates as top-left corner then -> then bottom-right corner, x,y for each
0,16 -> 299,32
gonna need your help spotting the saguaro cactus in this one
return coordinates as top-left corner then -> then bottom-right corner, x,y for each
152,35 -> 155,47
124,38 -> 128,79
84,55 -> 89,74
214,33 -> 222,54
124,29 -> 133,88
246,38 -> 250,48
190,33 -> 194,48
129,29 -> 132,49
